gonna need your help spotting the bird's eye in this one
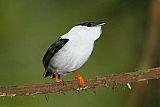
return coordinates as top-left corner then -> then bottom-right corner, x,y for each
87,23 -> 91,27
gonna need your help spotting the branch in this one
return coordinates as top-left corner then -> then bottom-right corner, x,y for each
0,67 -> 160,97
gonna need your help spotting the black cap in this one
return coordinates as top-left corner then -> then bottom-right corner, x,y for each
75,22 -> 105,27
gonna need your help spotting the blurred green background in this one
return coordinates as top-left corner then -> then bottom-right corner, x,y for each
0,0 -> 160,107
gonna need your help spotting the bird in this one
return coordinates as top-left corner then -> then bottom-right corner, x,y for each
42,22 -> 105,87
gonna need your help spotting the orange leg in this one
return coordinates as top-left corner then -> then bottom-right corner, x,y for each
72,71 -> 85,87
53,68 -> 62,83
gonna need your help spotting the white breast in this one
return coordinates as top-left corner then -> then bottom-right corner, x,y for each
50,39 -> 94,74
49,25 -> 102,74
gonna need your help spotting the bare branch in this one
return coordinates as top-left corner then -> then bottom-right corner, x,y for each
0,67 -> 160,97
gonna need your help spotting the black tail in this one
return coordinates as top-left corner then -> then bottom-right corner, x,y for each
43,70 -> 60,79
43,70 -> 55,78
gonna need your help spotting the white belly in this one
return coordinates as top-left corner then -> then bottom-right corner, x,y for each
49,40 -> 94,74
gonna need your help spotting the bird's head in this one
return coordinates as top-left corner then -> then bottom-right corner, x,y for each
68,22 -> 105,41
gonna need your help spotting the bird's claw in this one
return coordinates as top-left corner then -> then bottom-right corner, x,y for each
55,79 -> 63,83
55,79 -> 65,86
72,71 -> 85,88
77,76 -> 85,88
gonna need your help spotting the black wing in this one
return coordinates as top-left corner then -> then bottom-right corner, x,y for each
42,38 -> 69,69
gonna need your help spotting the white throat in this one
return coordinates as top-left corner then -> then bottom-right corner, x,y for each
61,25 -> 102,42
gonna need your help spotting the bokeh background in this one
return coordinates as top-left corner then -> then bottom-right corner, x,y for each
0,0 -> 160,107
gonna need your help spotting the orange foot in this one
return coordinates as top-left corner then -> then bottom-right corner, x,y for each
55,78 -> 62,83
54,68 -> 63,83
72,71 -> 85,87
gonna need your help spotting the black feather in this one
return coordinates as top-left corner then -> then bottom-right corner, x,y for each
43,70 -> 54,78
43,70 -> 61,78
42,38 -> 69,69
75,22 -> 105,27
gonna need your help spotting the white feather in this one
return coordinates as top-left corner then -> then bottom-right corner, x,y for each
49,25 -> 102,74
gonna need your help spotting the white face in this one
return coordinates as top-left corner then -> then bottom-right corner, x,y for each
68,25 -> 102,41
